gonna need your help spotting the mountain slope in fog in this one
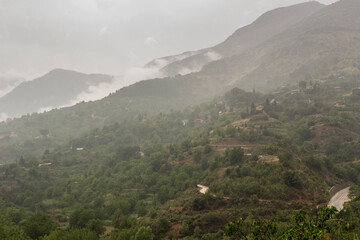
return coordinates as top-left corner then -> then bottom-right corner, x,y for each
1,0 -> 360,158
0,77 -> 23,98
147,1 -> 325,76
144,0 -> 360,94
197,0 -> 360,92
0,69 -> 113,119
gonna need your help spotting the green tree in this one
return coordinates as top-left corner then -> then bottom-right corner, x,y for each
135,201 -> 147,217
299,80 -> 307,90
192,197 -> 206,211
156,217 -> 170,235
225,126 -> 237,137
42,229 -> 98,240
86,219 -> 105,236
193,149 -> 202,163
24,212 -> 58,239
293,125 -> 313,144
279,152 -> 293,167
69,208 -> 95,229
265,98 -> 270,107
225,147 -> 244,165
250,102 -> 256,115
224,207 -> 337,239
135,226 -> 154,240
180,222 -> 190,237
204,145 -> 213,154
281,207 -> 337,239
0,216 -> 31,240
283,171 -> 302,188
39,128 -> 50,138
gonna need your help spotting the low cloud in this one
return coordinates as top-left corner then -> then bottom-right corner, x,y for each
37,106 -> 57,114
178,67 -> 199,76
144,36 -> 159,46
0,82 -> 19,98
204,51 -> 222,62
5,49 -> 223,117
0,78 -> 23,98
148,58 -> 172,69
0,113 -> 9,123
59,63 -> 166,109
175,51 -> 222,76
123,65 -> 164,83
99,26 -> 109,35
0,69 -> 37,97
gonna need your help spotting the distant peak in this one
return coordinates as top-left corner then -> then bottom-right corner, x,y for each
298,1 -> 324,6
270,1 -> 324,11
331,0 -> 360,6
253,1 -> 325,24
48,68 -> 79,74
42,69 -> 88,79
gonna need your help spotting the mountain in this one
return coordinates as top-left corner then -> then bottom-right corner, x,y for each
147,0 -> 360,93
0,69 -> 113,119
101,0 -> 360,124
0,77 -> 23,98
283,0 -> 360,36
147,1 -> 325,76
2,1 -> 360,239
196,0 -> 360,92
1,0 -> 360,160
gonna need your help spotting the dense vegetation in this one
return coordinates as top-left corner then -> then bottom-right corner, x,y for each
1,74 -> 360,239
0,72 -> 233,162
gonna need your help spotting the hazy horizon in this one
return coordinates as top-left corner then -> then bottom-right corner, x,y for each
1,0 -> 337,83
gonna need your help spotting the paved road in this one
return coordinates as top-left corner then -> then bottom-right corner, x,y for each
328,187 -> 350,211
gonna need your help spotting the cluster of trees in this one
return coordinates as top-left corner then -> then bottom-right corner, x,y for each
0,76 -> 360,238
225,207 -> 339,239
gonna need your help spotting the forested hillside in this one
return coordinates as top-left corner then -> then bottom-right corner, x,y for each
1,75 -> 360,239
2,0 -> 360,239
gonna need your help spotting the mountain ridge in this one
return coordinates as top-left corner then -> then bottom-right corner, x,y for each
176,0 -> 360,92
147,1 -> 325,76
2,0 -> 360,160
0,69 -> 113,119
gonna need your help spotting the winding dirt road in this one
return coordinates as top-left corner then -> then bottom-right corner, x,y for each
328,186 -> 351,211
197,184 -> 209,194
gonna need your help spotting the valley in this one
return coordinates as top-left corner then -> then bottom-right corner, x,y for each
1,0 -> 360,239
1,75 -> 360,239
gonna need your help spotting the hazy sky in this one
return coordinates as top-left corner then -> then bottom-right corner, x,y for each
0,0 -> 338,81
